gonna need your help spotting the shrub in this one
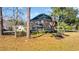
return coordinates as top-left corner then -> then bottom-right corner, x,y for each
59,22 -> 72,31
16,26 -> 26,36
31,32 -> 38,35
65,25 -> 72,30
78,26 -> 79,30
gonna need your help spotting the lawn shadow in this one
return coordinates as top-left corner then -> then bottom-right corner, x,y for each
63,33 -> 69,36
51,33 -> 70,40
54,35 -> 64,40
32,33 -> 46,38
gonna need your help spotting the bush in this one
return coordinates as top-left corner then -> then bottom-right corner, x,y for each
31,32 -> 38,35
15,26 -> 26,36
78,26 -> 79,30
65,25 -> 72,30
59,22 -> 72,31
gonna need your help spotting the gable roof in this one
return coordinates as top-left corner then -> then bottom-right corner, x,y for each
31,13 -> 52,21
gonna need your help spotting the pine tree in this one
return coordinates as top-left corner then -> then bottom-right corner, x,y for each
26,7 -> 30,38
0,7 -> 3,35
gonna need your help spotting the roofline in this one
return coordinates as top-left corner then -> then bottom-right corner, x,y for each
31,13 -> 52,21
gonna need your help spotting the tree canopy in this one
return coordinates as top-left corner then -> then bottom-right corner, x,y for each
51,7 -> 79,24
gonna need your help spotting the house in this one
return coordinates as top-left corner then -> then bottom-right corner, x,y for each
0,19 -> 15,31
30,13 -> 57,32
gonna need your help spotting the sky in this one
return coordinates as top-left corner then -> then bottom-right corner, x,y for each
2,7 -> 52,20
31,7 -> 52,19
2,7 -> 79,21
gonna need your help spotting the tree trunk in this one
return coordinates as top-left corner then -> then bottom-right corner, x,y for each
0,7 -> 3,35
15,7 -> 19,25
26,7 -> 30,38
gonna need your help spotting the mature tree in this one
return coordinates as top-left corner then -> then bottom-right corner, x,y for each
0,7 -> 3,35
51,7 -> 78,24
14,7 -> 25,25
51,7 -> 79,37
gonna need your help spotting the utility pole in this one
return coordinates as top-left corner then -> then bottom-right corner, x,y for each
26,7 -> 30,38
0,7 -> 3,35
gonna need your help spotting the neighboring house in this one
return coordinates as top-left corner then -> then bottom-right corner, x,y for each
2,20 -> 15,31
30,13 -> 57,32
0,13 -> 58,33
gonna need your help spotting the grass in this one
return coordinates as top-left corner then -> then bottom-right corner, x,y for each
0,32 -> 79,51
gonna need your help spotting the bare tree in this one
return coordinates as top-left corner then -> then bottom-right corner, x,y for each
0,7 -> 3,35
26,7 -> 30,38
